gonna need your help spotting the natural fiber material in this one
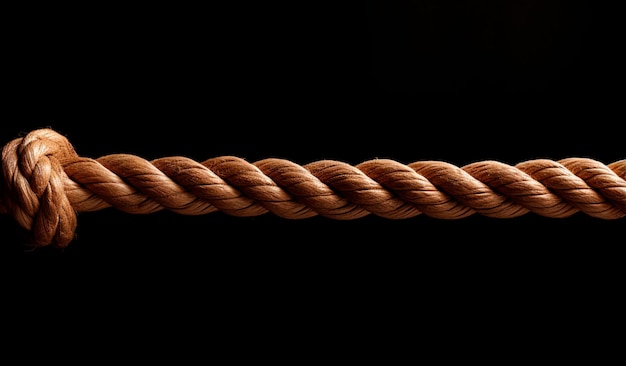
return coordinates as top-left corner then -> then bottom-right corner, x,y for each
2,128 -> 625,248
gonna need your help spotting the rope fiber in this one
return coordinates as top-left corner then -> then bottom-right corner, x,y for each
1,128 -> 625,248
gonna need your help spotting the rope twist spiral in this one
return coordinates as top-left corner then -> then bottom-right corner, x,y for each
1,128 -> 625,248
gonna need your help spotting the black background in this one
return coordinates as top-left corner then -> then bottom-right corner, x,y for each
1,1 -> 624,349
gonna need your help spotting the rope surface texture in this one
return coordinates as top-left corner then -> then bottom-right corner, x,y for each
1,128 -> 625,248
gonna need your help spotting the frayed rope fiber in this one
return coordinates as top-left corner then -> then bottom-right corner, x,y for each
1,128 -> 625,248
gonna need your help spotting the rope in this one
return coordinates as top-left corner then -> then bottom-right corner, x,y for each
1,128 -> 625,248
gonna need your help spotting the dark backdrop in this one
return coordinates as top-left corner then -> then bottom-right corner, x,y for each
2,2 -> 623,341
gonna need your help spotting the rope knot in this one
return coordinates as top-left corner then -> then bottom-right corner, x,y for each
1,128 -> 78,248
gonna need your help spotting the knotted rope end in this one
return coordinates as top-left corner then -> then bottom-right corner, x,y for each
1,128 -> 78,248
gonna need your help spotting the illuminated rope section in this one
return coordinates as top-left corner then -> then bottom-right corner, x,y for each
2,128 -> 625,248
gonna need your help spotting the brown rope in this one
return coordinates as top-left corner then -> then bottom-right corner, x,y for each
1,128 -> 625,248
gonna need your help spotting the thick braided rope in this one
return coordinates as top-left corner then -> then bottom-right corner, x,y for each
1,128 -> 625,248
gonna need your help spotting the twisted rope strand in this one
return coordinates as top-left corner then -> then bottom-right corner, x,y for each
1,128 -> 625,248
